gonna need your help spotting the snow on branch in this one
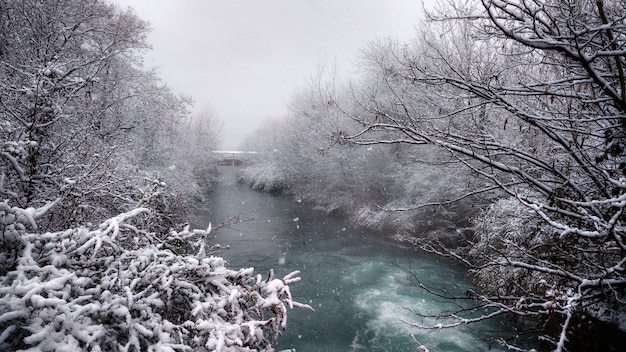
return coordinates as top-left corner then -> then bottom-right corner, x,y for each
0,204 -> 310,351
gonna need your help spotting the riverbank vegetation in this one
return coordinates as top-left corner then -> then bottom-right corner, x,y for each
241,0 -> 626,350
0,0 -> 307,350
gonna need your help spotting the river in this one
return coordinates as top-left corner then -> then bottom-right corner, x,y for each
192,167 -> 517,351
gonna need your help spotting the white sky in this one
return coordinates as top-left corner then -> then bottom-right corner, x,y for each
113,0 -> 432,150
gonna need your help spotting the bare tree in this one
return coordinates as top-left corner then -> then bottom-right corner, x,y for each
343,0 -> 626,350
0,0 -> 201,230
0,0 -> 147,222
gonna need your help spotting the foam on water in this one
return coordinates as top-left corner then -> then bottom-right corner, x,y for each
347,261 -> 506,352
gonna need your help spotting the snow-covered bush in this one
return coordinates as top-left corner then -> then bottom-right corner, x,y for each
0,203 -> 310,351
238,165 -> 288,194
133,178 -> 191,237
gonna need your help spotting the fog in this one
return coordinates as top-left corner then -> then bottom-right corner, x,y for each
113,0 -> 431,149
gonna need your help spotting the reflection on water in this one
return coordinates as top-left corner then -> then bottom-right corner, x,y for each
193,168 -> 513,351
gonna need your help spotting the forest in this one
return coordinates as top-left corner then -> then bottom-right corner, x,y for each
1,0 -> 625,351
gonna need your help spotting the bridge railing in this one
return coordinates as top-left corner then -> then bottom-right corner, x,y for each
212,151 -> 258,166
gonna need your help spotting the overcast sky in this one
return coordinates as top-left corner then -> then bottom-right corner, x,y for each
114,0 -> 431,150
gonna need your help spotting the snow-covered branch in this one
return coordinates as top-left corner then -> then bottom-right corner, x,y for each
0,204 -> 310,351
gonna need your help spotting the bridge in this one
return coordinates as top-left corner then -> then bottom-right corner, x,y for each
212,151 -> 258,166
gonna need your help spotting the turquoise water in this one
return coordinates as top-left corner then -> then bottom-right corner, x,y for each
193,168 -> 515,351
